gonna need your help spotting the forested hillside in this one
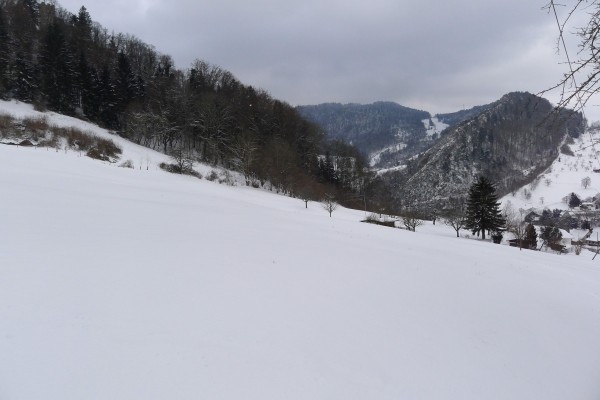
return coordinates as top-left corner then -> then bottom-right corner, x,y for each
297,102 -> 434,168
385,92 -> 585,210
435,103 -> 493,127
0,0 -> 391,209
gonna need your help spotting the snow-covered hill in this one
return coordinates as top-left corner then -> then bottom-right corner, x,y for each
297,102 -> 434,169
1,101 -> 600,400
422,116 -> 449,138
385,92 -> 585,209
502,127 -> 600,211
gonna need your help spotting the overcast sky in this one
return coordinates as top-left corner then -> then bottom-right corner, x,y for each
56,0 -> 597,119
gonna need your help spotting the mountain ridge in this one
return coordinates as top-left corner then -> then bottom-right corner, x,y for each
297,101 -> 434,168
385,91 -> 585,209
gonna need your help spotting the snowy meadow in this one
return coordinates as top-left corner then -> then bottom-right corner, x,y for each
1,101 -> 599,400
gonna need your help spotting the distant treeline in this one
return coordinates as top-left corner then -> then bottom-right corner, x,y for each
0,0 -> 395,210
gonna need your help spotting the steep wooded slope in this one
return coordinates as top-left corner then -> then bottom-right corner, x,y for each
385,92 -> 585,209
297,102 -> 433,168
435,103 -> 493,126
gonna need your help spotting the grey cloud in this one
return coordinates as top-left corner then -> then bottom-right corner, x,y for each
58,0 -> 589,117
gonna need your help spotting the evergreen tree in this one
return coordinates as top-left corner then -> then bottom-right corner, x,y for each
74,6 -> 92,47
465,176 -> 505,240
9,0 -> 39,65
77,52 -> 91,114
114,51 -> 137,112
568,192 -> 581,209
40,22 -> 76,114
540,225 -> 562,249
523,223 -> 538,250
539,209 -> 552,225
582,220 -> 591,230
98,64 -> 118,128
12,52 -> 36,101
552,208 -> 562,219
319,151 -> 336,184
21,0 -> 40,24
0,6 -> 10,98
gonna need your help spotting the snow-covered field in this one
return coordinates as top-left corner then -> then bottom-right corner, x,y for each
369,142 -> 408,167
502,129 -> 600,210
1,101 -> 600,400
423,116 -> 449,137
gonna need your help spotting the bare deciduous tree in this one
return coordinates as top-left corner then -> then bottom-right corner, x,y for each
232,132 -> 258,185
443,209 -> 467,237
504,202 -> 526,250
170,148 -> 195,174
321,193 -> 338,217
401,212 -> 423,232
543,1 -> 600,112
582,176 -> 592,189
573,237 -> 585,255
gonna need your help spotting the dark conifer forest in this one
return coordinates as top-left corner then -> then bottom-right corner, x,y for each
0,0 -> 393,211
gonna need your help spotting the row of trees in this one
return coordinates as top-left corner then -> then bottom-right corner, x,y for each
439,177 -> 571,253
0,0 -> 396,210
398,176 -> 506,238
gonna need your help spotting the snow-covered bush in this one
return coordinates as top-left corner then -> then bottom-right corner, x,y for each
119,160 -> 134,169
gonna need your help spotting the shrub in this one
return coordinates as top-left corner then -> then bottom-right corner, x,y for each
22,116 -> 49,132
0,118 -> 124,161
206,170 -> 218,181
491,231 -> 503,244
159,162 -> 173,172
365,213 -> 380,222
159,162 -> 202,178
362,216 -> 396,228
0,114 -> 15,131
560,143 -> 574,156
95,137 -> 121,158
218,170 -> 235,186
61,127 -> 95,150
44,132 -> 60,148
86,147 -> 110,161
119,160 -> 134,169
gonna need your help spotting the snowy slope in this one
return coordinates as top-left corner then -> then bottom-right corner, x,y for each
0,99 -> 225,178
1,104 -> 600,400
422,116 -> 449,137
501,128 -> 600,210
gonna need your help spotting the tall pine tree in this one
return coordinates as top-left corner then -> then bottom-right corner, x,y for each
12,51 -> 36,101
77,51 -> 100,118
0,6 -> 10,98
523,223 -> 538,250
98,64 -> 118,128
465,176 -> 505,240
40,22 -> 76,114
